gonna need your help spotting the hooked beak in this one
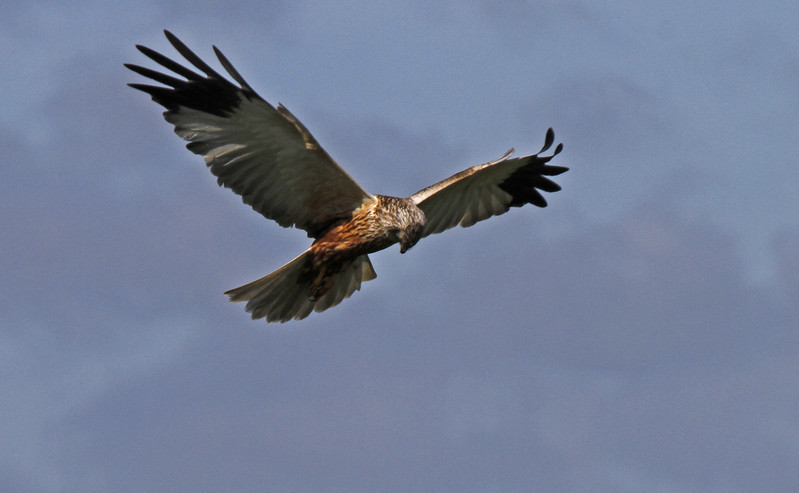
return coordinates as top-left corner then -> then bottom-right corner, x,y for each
400,241 -> 415,254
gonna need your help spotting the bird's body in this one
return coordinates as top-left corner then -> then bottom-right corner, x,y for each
303,195 -> 425,300
127,31 -> 568,323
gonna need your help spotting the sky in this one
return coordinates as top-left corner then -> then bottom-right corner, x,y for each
2,1 -> 798,491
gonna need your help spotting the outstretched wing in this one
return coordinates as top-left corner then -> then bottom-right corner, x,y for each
408,128 -> 567,237
126,30 -> 374,238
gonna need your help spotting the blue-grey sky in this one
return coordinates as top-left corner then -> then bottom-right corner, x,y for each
2,1 -> 798,492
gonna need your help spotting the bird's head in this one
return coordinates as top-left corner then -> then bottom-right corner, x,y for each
398,222 -> 424,254
397,203 -> 426,254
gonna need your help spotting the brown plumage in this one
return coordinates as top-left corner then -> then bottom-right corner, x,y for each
300,195 -> 425,301
126,31 -> 568,323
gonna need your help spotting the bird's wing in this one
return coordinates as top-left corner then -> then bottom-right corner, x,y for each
126,30 -> 374,238
408,128 -> 567,238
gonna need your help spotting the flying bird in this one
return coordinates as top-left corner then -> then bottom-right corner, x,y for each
126,31 -> 568,323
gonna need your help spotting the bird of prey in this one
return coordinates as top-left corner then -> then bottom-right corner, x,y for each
126,31 -> 568,323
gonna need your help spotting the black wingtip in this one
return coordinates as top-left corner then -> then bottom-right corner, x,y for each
543,165 -> 569,176
540,127 -> 555,153
213,44 -> 255,92
163,29 -> 178,45
164,30 -> 225,79
496,127 -> 567,208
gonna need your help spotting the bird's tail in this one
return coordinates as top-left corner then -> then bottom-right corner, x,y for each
225,250 -> 377,323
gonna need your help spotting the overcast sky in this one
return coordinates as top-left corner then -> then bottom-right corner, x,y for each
2,1 -> 798,492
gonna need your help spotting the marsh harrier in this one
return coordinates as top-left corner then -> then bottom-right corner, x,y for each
126,31 -> 568,323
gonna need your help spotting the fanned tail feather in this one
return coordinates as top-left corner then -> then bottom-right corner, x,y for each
225,251 -> 376,323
